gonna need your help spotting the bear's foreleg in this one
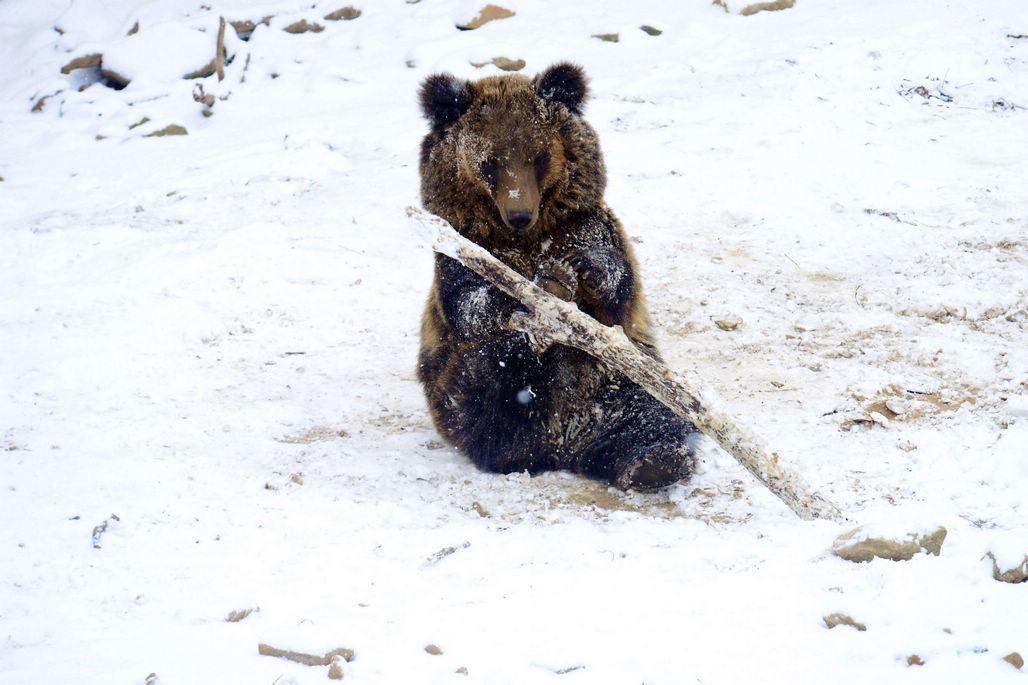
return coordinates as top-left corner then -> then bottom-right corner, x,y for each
440,336 -> 563,475
435,254 -> 522,339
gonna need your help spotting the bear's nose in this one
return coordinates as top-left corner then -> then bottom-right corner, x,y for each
506,210 -> 533,230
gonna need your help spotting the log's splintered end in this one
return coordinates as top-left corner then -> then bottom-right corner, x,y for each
407,206 -> 460,260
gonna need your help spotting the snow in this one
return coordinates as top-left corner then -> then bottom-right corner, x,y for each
1,0 -> 1027,683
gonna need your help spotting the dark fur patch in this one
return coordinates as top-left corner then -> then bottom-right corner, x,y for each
534,62 -> 588,114
419,74 -> 472,131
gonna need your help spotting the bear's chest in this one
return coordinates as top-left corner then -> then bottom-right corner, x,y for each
494,236 -> 560,279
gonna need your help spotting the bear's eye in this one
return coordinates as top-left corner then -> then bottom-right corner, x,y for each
533,151 -> 550,181
480,159 -> 499,187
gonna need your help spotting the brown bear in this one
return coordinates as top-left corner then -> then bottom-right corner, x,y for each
416,63 -> 697,490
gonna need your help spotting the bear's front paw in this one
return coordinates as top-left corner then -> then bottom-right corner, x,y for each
533,258 -> 578,302
562,247 -> 624,302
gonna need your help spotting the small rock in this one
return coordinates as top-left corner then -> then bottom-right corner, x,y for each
471,501 -> 490,517
832,526 -> 947,563
919,527 -> 947,555
182,58 -> 218,80
425,644 -> 443,655
1004,652 -> 1024,670
823,613 -> 866,631
456,666 -> 469,675
714,315 -> 742,331
60,54 -> 102,74
283,19 -> 325,34
986,552 -> 1028,583
867,411 -> 891,428
491,57 -> 525,71
907,654 -> 924,666
328,655 -> 346,679
225,606 -> 259,622
145,124 -> 188,137
470,57 -> 525,71
58,54 -> 130,89
230,17 -> 273,41
592,33 -> 619,42
32,92 -> 59,113
884,398 -> 907,416
640,25 -> 662,36
324,7 -> 361,21
231,19 -> 257,38
741,0 -> 795,15
192,84 -> 215,107
456,5 -> 515,30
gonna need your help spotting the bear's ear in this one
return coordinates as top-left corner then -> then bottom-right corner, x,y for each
535,63 -> 588,114
419,73 -> 473,131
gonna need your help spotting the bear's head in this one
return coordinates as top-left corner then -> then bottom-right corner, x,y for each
418,63 -> 606,240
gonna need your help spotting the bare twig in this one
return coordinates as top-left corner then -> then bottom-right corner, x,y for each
258,643 -> 355,666
216,17 -> 226,81
91,513 -> 121,549
240,53 -> 252,84
407,207 -> 843,521
422,541 -> 471,568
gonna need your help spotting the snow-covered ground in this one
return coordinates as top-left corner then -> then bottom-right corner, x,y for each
2,1 -> 1027,683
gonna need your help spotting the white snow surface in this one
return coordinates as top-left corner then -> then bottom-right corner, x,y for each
2,1 -> 1027,683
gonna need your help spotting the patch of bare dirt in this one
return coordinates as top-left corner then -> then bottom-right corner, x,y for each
275,426 -> 349,444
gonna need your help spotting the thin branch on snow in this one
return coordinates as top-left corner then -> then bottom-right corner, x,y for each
91,513 -> 121,549
215,17 -> 227,82
407,206 -> 844,521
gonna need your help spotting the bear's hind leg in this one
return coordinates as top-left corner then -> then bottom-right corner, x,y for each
573,383 -> 698,491
612,433 -> 697,491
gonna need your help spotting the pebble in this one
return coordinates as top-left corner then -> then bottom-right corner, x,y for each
457,5 -> 514,30
832,526 -> 947,562
283,19 -> 325,34
987,552 -> 1028,583
714,315 -> 742,331
823,613 -> 866,631
324,7 -> 361,21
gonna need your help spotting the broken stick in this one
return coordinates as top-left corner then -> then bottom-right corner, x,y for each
216,17 -> 227,81
407,206 -> 843,521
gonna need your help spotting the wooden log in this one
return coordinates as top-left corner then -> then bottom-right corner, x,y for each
406,206 -> 843,521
